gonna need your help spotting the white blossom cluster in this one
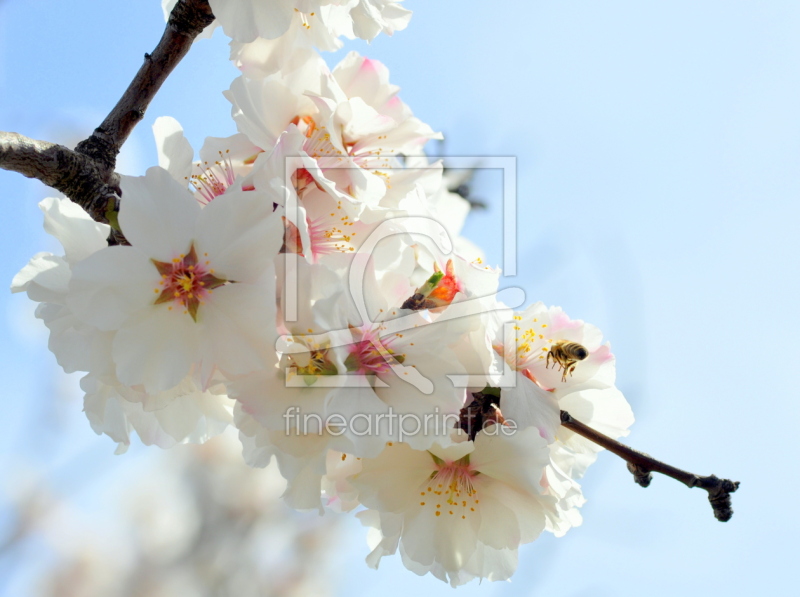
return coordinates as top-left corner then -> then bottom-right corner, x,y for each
11,0 -> 634,586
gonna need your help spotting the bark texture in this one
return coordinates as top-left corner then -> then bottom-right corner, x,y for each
0,0 -> 214,235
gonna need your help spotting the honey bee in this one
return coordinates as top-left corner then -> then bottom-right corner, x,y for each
546,340 -> 589,382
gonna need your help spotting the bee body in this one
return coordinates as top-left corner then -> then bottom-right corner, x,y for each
546,340 -> 589,382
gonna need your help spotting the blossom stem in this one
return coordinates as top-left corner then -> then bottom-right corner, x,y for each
559,410 -> 739,522
0,0 -> 214,236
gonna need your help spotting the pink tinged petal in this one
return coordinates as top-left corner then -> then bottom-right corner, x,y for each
118,166 -> 200,262
152,116 -> 194,183
332,51 -> 410,122
39,197 -> 110,263
194,188 -> 283,282
333,52 -> 393,103
112,306 -> 200,394
67,246 -> 157,331
197,282 -> 277,377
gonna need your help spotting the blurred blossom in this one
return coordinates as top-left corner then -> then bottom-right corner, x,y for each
2,432 -> 341,597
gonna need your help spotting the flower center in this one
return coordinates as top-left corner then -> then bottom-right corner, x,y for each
287,348 -> 337,377
418,454 -> 480,519
307,210 -> 356,258
293,8 -> 315,29
282,333 -> 338,385
494,315 -> 555,371
344,326 -> 404,376
152,244 -> 227,321
189,149 -> 237,204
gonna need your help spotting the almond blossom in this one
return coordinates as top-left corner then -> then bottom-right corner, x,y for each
351,426 -> 556,587
11,197 -> 235,451
487,302 -> 635,535
164,0 -> 412,78
226,52 -> 441,215
66,166 -> 283,393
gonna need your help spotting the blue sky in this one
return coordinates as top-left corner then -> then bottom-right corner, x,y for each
1,1 -> 798,594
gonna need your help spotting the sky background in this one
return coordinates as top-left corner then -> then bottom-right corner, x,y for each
1,0 -> 798,594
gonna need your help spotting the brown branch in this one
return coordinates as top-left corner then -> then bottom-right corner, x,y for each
0,0 -> 214,235
75,0 -> 214,170
560,410 -> 739,522
0,131 -> 119,222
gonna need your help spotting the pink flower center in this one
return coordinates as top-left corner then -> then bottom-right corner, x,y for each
152,244 -> 227,321
189,149 -> 237,204
417,453 -> 480,519
344,327 -> 403,375
307,210 -> 356,259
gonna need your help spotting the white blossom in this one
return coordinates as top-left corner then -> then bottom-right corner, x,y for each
12,197 -> 236,450
225,52 -> 441,215
67,166 -> 283,393
351,427 -> 556,586
221,1 -> 411,77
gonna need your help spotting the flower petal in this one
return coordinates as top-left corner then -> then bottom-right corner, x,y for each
112,306 -> 200,393
67,246 -> 157,331
118,166 -> 200,261
153,116 -> 194,183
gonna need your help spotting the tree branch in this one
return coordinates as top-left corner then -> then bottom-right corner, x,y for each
0,131 -> 119,221
0,0 -> 214,234
75,0 -> 214,170
560,410 -> 739,522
